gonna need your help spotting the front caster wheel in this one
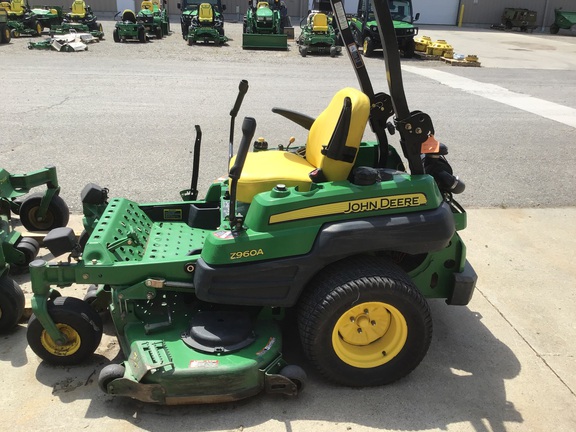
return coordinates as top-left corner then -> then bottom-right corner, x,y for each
98,363 -> 126,393
27,296 -> 103,365
19,193 -> 70,231
280,365 -> 307,391
298,256 -> 432,387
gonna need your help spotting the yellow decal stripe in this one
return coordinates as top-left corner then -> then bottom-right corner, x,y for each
269,193 -> 427,224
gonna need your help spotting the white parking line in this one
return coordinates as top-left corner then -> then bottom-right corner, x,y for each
402,65 -> 576,129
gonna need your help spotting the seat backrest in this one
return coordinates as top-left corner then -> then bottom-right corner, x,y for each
257,2 -> 269,8
311,13 -> 328,32
306,87 -> 370,181
10,0 -> 24,14
198,3 -> 213,22
122,9 -> 136,22
141,0 -> 153,11
151,0 -> 161,10
70,0 -> 86,17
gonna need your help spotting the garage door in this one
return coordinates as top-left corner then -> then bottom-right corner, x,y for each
412,0 -> 460,25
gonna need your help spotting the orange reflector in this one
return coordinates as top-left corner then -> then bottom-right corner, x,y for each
421,135 -> 440,154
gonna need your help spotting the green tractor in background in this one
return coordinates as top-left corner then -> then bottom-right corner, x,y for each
0,165 -> 69,333
25,0 -> 476,406
136,0 -> 169,39
351,0 -> 419,58
297,1 -> 340,57
50,0 -> 104,38
242,0 -> 287,49
0,6 -> 11,43
178,0 -> 225,41
1,0 -> 46,37
113,9 -> 147,43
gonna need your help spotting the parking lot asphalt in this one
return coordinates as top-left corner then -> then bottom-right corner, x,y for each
1,20 -> 576,432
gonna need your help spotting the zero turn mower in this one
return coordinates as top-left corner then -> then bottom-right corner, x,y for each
26,0 -> 476,405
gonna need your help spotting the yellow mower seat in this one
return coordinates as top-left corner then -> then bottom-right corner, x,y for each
311,13 -> 329,32
198,3 -> 213,23
257,2 -> 268,8
70,0 -> 86,19
9,0 -> 24,16
233,87 -> 370,203
141,0 -> 153,12
151,0 -> 161,11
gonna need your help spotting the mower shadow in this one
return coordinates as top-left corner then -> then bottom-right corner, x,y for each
59,300 -> 521,432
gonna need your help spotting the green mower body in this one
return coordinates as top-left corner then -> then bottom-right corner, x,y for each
26,0 -> 477,406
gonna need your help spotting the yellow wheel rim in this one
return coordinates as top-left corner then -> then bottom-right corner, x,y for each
36,23 -> 42,34
40,323 -> 81,357
363,39 -> 368,53
332,301 -> 408,368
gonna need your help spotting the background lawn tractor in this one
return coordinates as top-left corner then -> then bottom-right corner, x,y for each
50,0 -> 103,39
0,165 -> 69,333
136,0 -> 169,40
242,0 -> 287,49
113,9 -> 147,43
1,0 -> 44,37
26,0 -> 476,406
297,10 -> 340,57
351,0 -> 419,58
178,0 -> 226,40
183,1 -> 227,45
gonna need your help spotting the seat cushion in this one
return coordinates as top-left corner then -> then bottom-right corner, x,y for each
233,150 -> 314,203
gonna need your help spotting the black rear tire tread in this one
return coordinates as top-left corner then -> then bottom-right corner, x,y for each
298,255 -> 432,387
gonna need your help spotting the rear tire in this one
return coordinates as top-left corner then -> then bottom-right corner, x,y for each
2,26 -> 11,43
298,256 -> 432,387
113,28 -> 120,43
138,27 -> 146,43
550,24 -> 559,34
27,296 -> 103,365
403,38 -> 415,58
0,275 -> 25,333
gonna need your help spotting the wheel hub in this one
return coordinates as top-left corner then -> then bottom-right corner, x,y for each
332,301 -> 408,368
41,323 -> 81,356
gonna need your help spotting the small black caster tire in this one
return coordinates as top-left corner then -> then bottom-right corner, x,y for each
19,193 -> 70,231
98,363 -> 126,393
280,365 -> 307,391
